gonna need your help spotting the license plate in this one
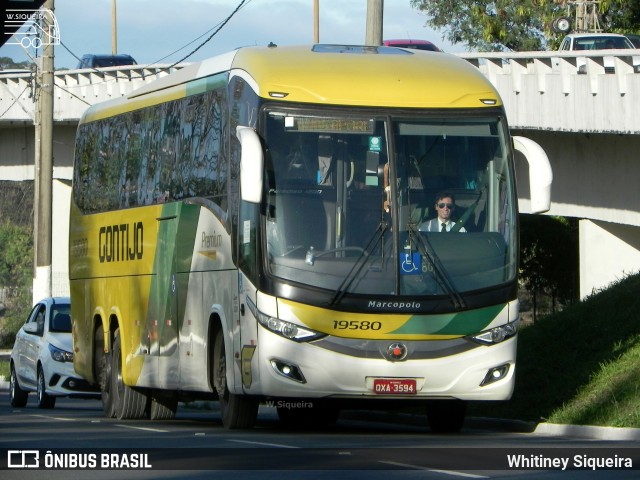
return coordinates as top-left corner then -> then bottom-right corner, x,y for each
373,378 -> 417,395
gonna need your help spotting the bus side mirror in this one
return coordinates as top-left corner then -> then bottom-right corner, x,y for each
512,136 -> 553,214
236,126 -> 264,204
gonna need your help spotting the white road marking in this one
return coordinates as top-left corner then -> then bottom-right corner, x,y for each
31,414 -> 75,421
113,424 -> 170,433
227,439 -> 299,449
379,460 -> 490,478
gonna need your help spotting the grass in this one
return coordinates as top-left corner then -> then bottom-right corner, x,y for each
1,274 -> 638,429
546,341 -> 640,427
469,273 -> 640,428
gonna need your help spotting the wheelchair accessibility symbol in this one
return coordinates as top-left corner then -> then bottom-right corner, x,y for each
400,252 -> 421,275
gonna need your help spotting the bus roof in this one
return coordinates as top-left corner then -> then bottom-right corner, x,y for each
81,44 -> 501,123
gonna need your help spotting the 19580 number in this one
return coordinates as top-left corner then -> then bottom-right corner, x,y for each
333,320 -> 382,331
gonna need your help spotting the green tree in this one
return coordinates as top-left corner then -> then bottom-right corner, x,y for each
603,0 -> 640,33
410,0 -> 638,51
519,215 -> 579,322
0,222 -> 33,347
0,56 -> 33,71
409,0 -> 559,51
0,222 -> 32,287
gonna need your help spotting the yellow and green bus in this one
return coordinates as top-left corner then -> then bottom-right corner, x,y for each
70,44 -> 552,431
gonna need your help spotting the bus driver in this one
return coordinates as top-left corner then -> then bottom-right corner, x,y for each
419,191 -> 466,232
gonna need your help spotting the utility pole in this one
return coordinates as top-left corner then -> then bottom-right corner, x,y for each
112,0 -> 118,54
313,0 -> 319,44
365,0 -> 383,46
34,0 -> 54,301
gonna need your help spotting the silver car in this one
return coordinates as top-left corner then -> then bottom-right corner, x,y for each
9,297 -> 99,408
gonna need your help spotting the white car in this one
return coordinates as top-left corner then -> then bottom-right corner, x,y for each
558,33 -> 640,73
9,297 -> 99,408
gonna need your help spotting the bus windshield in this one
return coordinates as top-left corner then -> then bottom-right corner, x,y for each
262,110 -> 517,299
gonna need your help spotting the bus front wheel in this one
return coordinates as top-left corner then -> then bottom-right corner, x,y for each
213,328 -> 258,429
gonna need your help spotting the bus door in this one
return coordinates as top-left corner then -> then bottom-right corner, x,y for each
334,137 -> 348,250
151,211 -> 179,388
321,135 -> 353,251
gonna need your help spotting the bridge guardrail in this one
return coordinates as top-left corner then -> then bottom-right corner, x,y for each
0,64 -> 183,122
456,49 -> 640,134
1,52 -> 640,132
458,49 -> 640,94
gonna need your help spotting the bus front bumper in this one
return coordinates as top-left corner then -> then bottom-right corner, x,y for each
243,328 -> 517,402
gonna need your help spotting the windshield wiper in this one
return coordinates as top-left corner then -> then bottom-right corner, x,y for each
451,187 -> 485,233
330,220 -> 389,306
406,223 -> 466,310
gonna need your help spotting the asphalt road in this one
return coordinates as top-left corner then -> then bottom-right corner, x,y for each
1,392 -> 639,480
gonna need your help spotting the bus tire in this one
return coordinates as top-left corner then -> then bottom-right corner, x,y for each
94,326 -> 115,418
426,399 -> 467,433
213,328 -> 258,429
148,390 -> 178,420
111,328 -> 148,419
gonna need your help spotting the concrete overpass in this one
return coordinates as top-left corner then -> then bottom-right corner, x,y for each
1,49 -> 640,299
458,49 -> 640,299
0,64 -> 179,297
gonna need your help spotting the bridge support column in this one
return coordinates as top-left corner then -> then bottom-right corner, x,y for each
579,219 -> 640,299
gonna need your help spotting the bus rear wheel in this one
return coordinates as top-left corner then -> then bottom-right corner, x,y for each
148,390 -> 178,420
110,328 -> 148,419
94,326 -> 115,417
426,399 -> 467,433
213,328 -> 258,429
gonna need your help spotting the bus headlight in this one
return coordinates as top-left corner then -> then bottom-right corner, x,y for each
256,311 -> 326,342
470,321 -> 518,345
